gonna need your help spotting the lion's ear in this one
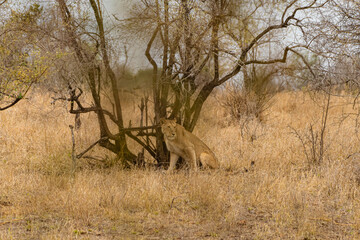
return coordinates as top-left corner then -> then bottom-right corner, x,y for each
171,119 -> 177,124
160,118 -> 166,125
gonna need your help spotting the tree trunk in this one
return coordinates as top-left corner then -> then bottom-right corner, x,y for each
57,0 -> 136,165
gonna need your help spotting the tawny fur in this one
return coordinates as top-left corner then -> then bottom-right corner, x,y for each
160,118 -> 220,172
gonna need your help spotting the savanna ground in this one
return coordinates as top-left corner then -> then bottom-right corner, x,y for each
0,89 -> 360,239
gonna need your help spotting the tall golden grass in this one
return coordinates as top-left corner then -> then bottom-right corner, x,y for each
0,90 -> 359,239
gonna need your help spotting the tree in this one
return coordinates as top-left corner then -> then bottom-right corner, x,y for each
297,0 -> 360,90
54,0 -> 141,165
120,0 -> 329,164
0,1 -> 50,111
47,0 -> 329,167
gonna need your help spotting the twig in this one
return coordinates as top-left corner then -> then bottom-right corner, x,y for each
345,152 -> 360,160
69,125 -> 110,170
289,125 -> 311,163
0,97 -> 22,111
309,217 -> 360,227
82,155 -> 105,162
69,125 -> 76,176
169,196 -> 182,211
0,219 -> 23,226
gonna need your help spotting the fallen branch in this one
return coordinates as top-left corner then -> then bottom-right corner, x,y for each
76,136 -> 109,159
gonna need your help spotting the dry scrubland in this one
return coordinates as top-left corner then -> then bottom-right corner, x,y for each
0,90 -> 360,239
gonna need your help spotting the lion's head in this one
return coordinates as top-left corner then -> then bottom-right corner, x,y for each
160,118 -> 177,140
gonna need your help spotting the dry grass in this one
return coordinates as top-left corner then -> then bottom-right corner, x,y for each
1,90 -> 360,239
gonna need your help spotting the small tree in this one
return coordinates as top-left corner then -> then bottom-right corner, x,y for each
0,2 -> 50,111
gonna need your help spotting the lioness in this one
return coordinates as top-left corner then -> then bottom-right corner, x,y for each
160,118 -> 220,172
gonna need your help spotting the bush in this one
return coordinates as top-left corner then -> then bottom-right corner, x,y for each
220,82 -> 273,122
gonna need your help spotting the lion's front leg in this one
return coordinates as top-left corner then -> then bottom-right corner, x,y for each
167,152 -> 179,173
185,147 -> 198,171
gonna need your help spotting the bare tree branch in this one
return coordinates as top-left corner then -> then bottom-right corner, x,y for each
215,0 -> 327,87
0,66 -> 49,111
76,137 -> 109,159
145,26 -> 160,78
281,0 -> 299,24
125,131 -> 157,159
0,97 -> 22,111
0,0 -> 7,7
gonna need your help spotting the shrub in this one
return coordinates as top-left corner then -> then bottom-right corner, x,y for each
220,82 -> 273,122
